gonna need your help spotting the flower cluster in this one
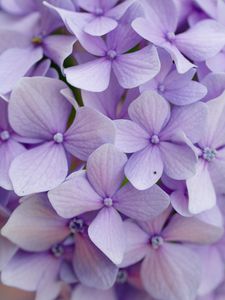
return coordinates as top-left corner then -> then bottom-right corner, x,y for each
1,1 -> 225,300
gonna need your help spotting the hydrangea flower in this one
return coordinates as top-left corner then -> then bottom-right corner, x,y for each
114,90 -> 207,190
132,0 -> 225,73
48,144 -> 170,264
8,77 -> 115,195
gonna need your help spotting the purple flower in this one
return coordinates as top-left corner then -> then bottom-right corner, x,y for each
140,49 -> 207,106
46,2 -> 160,92
8,77 -> 115,196
120,208 -> 224,300
132,0 -> 225,73
187,92 -> 225,213
48,144 -> 170,264
114,91 -> 207,190
1,193 -> 118,291
0,98 -> 26,190
46,0 -> 135,37
0,1 -> 76,95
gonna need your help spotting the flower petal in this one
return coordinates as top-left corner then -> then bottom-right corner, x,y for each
88,207 -> 125,265
141,243 -> 201,300
72,285 -> 116,300
112,46 -> 160,89
114,183 -> 170,221
84,16 -> 118,36
125,146 -> 163,190
48,171 -> 102,219
9,142 -> 68,196
64,107 -> 115,161
65,58 -> 111,92
87,144 -> 127,198
1,193 -> 69,251
73,233 -> 118,289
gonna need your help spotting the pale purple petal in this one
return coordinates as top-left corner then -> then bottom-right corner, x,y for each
186,160 -> 216,214
86,144 -> 127,198
128,90 -> 170,135
72,285 -> 117,300
9,142 -> 68,196
112,46 -> 160,89
176,20 -> 225,61
64,107 -> 115,161
65,58 -> 111,92
125,146 -> 163,190
43,34 -> 76,70
201,73 -> 225,102
114,183 -> 170,221
88,207 -> 125,265
0,139 -> 26,190
114,119 -> 149,153
0,236 -> 17,270
73,233 -> 118,289
1,193 -> 69,251
48,171 -> 102,219
141,244 -> 201,300
0,46 -> 43,94
9,77 -> 71,140
84,16 -> 118,36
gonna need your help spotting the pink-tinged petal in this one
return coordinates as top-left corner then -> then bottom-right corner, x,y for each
0,139 -> 26,190
1,251 -> 58,291
198,247 -> 224,296
9,142 -> 68,196
176,20 -> 225,62
199,92 -> 225,149
128,90 -> 170,134
119,220 -> 148,268
114,119 -> 149,153
1,193 -> 69,251
9,77 -> 71,140
0,46 -> 43,94
112,46 -> 160,89
72,285 -> 116,300
0,236 -> 17,270
65,107 -> 115,161
125,146 -> 163,190
48,171 -> 102,219
43,34 -> 76,70
84,16 -> 118,36
163,212 -> 223,244
160,135 -> 197,180
161,102 -> 208,143
88,207 -> 125,265
141,243 -> 201,300
87,144 -> 127,198
73,234 -> 118,289
114,183 -> 170,221
186,160 -> 216,214
163,43 -> 196,74
65,58 -> 111,92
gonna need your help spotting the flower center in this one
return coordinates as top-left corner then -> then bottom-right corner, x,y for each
103,197 -> 113,207
32,36 -> 42,45
69,218 -> 84,234
202,147 -> 217,162
150,134 -> 160,145
51,244 -> 64,258
165,31 -> 176,42
116,270 -> 128,284
95,7 -> 104,16
0,130 -> 10,141
151,235 -> 164,249
53,132 -> 64,143
158,83 -> 165,93
107,50 -> 117,60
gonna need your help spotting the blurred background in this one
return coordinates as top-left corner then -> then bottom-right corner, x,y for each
0,284 -> 34,300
